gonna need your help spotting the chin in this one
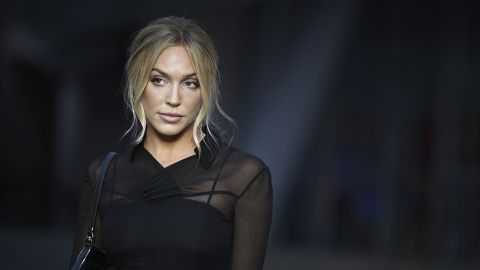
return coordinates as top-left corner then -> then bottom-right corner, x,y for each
157,127 -> 184,137
152,124 -> 190,137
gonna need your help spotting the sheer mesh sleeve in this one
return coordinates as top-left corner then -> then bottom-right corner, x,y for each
69,157 -> 103,267
231,166 -> 273,270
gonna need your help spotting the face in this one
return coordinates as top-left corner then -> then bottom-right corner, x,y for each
141,45 -> 202,138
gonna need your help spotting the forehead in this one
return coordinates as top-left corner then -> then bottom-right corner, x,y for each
153,45 -> 195,74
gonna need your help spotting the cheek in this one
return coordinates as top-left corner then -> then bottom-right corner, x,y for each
141,86 -> 161,107
182,93 -> 202,117
191,93 -> 203,111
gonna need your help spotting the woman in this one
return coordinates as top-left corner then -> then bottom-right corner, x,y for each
70,16 -> 273,270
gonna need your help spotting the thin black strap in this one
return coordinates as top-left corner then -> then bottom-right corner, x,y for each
85,151 -> 116,245
207,148 -> 231,205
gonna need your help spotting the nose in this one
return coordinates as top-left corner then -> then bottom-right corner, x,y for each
166,83 -> 181,107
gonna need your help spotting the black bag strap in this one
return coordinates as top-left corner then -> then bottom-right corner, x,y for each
85,151 -> 117,246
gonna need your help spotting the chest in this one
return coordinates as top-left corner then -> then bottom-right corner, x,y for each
100,196 -> 233,254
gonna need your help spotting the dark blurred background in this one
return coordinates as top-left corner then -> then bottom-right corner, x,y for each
1,0 -> 479,269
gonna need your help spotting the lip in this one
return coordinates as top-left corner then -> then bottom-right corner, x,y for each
159,112 -> 183,123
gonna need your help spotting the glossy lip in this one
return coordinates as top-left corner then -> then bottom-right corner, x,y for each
158,112 -> 183,123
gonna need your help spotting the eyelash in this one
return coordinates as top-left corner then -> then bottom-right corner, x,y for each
150,77 -> 199,89
185,80 -> 199,89
151,77 -> 166,86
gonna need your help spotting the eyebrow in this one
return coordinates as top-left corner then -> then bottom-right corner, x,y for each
151,68 -> 197,79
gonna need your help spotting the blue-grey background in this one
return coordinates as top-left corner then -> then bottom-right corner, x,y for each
1,0 -> 479,269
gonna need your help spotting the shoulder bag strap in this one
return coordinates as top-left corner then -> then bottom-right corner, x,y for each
85,151 -> 117,246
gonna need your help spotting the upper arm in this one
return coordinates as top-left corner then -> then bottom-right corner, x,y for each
231,165 -> 273,270
69,156 -> 104,267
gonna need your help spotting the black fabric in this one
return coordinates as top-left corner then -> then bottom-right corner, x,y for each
70,129 -> 273,270
70,152 -> 116,270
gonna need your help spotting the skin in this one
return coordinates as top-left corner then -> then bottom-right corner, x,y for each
141,45 -> 205,167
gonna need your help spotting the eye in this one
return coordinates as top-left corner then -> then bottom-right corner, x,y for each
185,80 -> 199,89
151,77 -> 166,86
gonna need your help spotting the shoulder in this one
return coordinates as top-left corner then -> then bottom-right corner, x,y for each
86,155 -> 104,186
227,146 -> 267,168
223,146 -> 270,181
221,146 -> 272,199
85,145 -> 132,185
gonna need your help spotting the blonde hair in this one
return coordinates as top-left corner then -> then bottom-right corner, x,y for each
121,16 -> 236,159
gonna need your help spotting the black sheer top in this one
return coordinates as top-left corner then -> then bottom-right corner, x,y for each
70,129 -> 273,270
